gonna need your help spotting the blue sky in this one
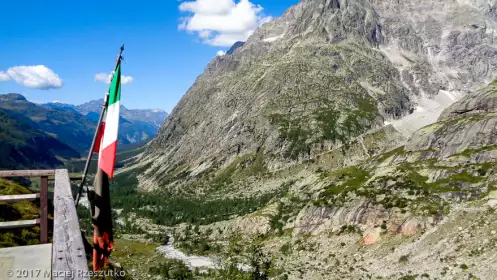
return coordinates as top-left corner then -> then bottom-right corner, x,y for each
0,0 -> 297,112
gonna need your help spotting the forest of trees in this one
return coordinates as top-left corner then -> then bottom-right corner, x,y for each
109,166 -> 287,227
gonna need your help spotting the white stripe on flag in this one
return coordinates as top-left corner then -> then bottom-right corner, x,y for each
101,101 -> 120,149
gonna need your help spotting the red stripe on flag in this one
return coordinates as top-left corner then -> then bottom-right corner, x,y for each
93,122 -> 106,153
93,226 -> 114,271
99,141 -> 117,178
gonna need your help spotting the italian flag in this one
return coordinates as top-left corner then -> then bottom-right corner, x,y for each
98,63 -> 122,179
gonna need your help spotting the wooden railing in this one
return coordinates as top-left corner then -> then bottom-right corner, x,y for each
0,169 -> 89,280
0,169 -> 52,243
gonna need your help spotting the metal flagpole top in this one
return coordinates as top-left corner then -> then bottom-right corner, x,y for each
116,45 -> 125,64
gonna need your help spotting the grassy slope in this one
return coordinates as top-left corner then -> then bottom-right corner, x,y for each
110,239 -> 167,280
0,108 -> 80,170
0,180 -> 42,248
0,94 -> 95,153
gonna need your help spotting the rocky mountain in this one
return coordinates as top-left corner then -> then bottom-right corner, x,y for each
74,98 -> 168,126
142,0 -> 497,187
71,99 -> 107,116
226,41 -> 245,55
41,102 -> 79,113
112,0 -> 497,279
47,99 -> 168,144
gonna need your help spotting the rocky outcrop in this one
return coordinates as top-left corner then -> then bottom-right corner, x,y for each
360,227 -> 381,245
440,81 -> 497,120
293,202 -> 390,235
487,190 -> 497,208
405,80 -> 497,160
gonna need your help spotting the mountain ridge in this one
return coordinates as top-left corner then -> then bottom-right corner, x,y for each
0,106 -> 79,170
0,93 -> 96,153
142,0 -> 497,187
45,98 -> 169,141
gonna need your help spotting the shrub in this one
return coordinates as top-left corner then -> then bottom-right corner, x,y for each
148,259 -> 193,279
399,255 -> 409,263
280,243 -> 291,254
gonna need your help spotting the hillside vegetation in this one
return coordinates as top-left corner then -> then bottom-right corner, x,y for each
0,93 -> 166,171
0,179 -> 46,248
0,108 -> 79,170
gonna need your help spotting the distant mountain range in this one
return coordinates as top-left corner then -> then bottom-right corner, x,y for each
43,98 -> 168,144
0,93 -> 167,169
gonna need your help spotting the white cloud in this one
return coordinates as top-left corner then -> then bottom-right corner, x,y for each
216,50 -> 226,56
95,73 -> 111,83
179,0 -> 272,47
4,65 -> 63,89
95,71 -> 133,85
0,71 -> 10,82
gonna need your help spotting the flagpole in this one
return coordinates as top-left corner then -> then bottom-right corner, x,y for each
75,44 -> 125,207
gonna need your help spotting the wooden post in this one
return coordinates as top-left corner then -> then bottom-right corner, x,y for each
52,169 -> 90,279
40,176 -> 48,244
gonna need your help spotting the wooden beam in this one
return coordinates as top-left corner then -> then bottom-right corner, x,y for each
0,219 -> 39,229
48,175 -> 81,181
52,169 -> 89,280
0,193 -> 40,202
0,170 -> 55,178
40,176 -> 48,244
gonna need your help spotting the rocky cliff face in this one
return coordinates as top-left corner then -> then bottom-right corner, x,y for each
118,0 -> 497,279
142,0 -> 497,190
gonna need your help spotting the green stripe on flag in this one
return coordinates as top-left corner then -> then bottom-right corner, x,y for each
108,63 -> 121,106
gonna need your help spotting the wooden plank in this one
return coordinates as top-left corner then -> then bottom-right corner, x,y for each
40,176 -> 48,244
48,175 -> 82,181
0,170 -> 55,178
0,193 -> 39,202
52,169 -> 89,280
0,219 -> 39,229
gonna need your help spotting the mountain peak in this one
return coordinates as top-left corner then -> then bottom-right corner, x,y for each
226,41 -> 245,55
0,93 -> 27,102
